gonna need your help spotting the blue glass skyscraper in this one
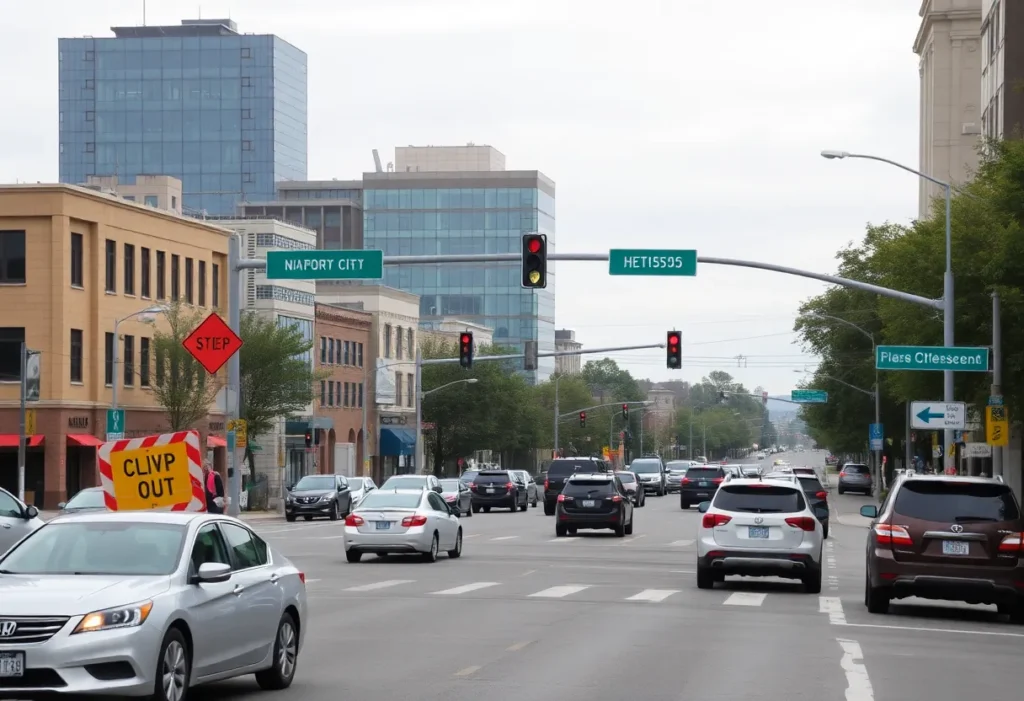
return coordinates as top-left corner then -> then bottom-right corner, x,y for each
58,18 -> 307,215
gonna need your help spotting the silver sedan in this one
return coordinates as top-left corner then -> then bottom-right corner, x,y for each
0,511 -> 307,699
439,479 -> 473,517
343,489 -> 463,563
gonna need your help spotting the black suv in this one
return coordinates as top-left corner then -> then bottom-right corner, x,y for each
679,466 -> 727,509
543,457 -> 612,515
555,473 -> 634,537
470,470 -> 529,513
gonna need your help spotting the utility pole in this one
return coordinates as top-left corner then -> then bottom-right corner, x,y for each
991,290 -> 1003,478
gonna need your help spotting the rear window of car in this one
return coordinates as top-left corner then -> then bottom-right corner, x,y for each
843,464 -> 869,474
357,492 -> 423,510
474,472 -> 512,485
798,477 -> 824,492
630,460 -> 661,474
686,467 -> 724,479
893,481 -> 1021,523
547,459 -> 608,477
616,473 -> 637,483
714,485 -> 805,513
564,479 -> 616,496
666,463 -> 689,472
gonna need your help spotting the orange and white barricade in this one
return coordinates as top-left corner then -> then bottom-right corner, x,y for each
97,430 -> 206,512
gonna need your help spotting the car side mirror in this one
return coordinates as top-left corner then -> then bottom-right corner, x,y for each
57,502 -> 67,511
194,562 -> 232,584
697,501 -> 711,513
860,505 -> 878,519
286,484 -> 294,492
450,505 -> 460,517
23,505 -> 39,519
434,485 -> 443,493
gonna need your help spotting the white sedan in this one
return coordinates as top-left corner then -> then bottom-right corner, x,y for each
343,489 -> 463,563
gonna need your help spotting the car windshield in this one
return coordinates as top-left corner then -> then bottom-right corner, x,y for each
439,479 -> 462,491
564,480 -> 616,496
474,472 -> 512,484
357,492 -> 423,510
631,460 -> 661,474
459,471 -> 478,482
798,477 -> 825,492
714,485 -> 805,513
64,489 -> 106,510
894,481 -> 1021,522
666,463 -> 689,472
293,475 -> 336,491
686,468 -> 723,479
617,473 -> 637,483
0,521 -> 186,575
381,477 -> 427,490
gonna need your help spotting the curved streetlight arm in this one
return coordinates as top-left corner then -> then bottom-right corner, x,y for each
421,378 -> 477,399
806,371 -> 874,398
798,313 -> 874,345
840,152 -> 950,189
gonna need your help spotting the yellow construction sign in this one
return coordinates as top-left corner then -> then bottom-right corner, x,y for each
986,406 -> 1009,447
227,419 -> 247,448
25,409 -> 36,436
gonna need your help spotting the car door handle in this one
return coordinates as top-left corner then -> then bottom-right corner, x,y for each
1,524 -> 9,529
269,573 -> 280,584
233,585 -> 245,596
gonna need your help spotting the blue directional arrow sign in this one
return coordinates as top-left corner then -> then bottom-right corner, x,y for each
910,401 -> 967,430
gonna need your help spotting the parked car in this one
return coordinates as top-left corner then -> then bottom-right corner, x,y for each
0,487 -> 43,554
285,474 -> 353,522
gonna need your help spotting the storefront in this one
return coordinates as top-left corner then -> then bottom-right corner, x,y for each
378,413 -> 415,483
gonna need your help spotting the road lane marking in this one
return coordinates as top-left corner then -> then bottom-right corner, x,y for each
837,639 -> 874,701
304,578 -> 321,583
723,592 -> 766,606
506,640 -> 533,652
626,589 -> 678,603
840,622 -> 1024,638
315,535 -> 346,540
464,534 -> 482,538
528,585 -> 590,598
520,569 -> 537,577
547,538 -> 571,542
819,596 -> 847,624
454,666 -> 480,677
669,539 -> 694,547
491,535 -> 519,541
432,582 -> 501,595
614,534 -> 647,545
343,579 -> 414,592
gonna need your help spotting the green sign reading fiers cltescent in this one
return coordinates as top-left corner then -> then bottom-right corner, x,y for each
609,249 -> 698,276
266,250 -> 384,281
875,345 -> 989,372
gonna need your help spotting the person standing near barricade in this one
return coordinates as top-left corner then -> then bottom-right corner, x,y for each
204,460 -> 225,514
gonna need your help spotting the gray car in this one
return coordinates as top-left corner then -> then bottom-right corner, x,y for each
629,458 -> 666,496
439,478 -> 473,517
0,487 -> 43,555
346,477 -> 377,509
285,474 -> 353,522
511,470 -> 540,507
837,463 -> 873,495
664,461 -> 692,493
0,511 -> 307,698
56,487 -> 108,515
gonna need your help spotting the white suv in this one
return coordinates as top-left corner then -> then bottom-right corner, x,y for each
696,478 -> 823,593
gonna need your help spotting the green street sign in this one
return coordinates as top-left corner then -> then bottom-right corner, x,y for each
266,250 -> 384,280
608,249 -> 697,276
875,345 -> 989,372
791,389 -> 828,404
106,408 -> 125,440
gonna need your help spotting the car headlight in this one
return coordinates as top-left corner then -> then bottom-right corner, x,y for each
73,601 -> 153,634
286,495 -> 294,503
319,494 -> 334,502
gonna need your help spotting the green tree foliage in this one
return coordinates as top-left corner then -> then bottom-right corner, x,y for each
580,358 -> 645,403
532,374 -> 615,454
148,301 -> 220,431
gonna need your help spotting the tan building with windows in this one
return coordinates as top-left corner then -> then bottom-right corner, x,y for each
0,184 -> 231,508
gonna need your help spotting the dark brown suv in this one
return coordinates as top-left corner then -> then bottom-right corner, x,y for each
860,474 -> 1024,622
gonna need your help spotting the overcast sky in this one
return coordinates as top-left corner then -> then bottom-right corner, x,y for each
0,0 -> 924,395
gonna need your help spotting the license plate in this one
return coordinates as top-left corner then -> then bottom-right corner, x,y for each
582,500 -> 595,508
375,521 -> 391,530
486,488 -> 495,493
748,526 -> 769,539
0,652 -> 24,678
699,481 -> 709,487
942,540 -> 969,555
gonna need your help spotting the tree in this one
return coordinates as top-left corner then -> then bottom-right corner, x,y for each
580,359 -> 645,404
149,301 -> 221,431
238,311 -> 323,466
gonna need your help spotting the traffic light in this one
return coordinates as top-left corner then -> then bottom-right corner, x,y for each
304,429 -> 313,448
622,403 -> 629,419
579,411 -> 586,428
667,330 -> 681,369
459,332 -> 474,368
521,234 -> 548,288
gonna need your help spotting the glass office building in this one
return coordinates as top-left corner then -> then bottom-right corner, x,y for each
362,172 -> 557,382
58,18 -> 307,216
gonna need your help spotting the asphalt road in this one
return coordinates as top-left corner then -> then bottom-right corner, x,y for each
195,451 -> 1024,700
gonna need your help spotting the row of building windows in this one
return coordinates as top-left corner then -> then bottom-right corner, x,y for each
394,372 -> 415,409
382,324 -> 415,360
281,188 -> 360,202
363,188 -> 549,212
319,337 -> 365,368
364,210 -> 540,233
255,285 -> 313,306
319,380 -> 365,409
254,233 -> 314,250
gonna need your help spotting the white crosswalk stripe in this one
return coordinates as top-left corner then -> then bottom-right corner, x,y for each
529,585 -> 591,598
432,582 -> 501,595
723,592 -> 767,606
626,589 -> 678,603
490,536 -> 519,541
669,539 -> 695,547
344,580 -> 414,592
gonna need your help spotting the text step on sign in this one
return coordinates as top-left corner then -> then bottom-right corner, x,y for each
875,345 -> 989,372
608,249 -> 697,276
791,389 -> 827,403
910,402 -> 967,430
266,250 -> 384,280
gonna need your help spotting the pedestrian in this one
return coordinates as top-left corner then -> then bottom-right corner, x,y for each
204,460 -> 225,514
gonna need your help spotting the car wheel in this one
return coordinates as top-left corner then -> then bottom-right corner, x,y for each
696,566 -> 715,590
472,504 -> 480,513
680,500 -> 689,510
822,523 -> 829,539
285,514 -> 296,522
544,503 -> 555,516
483,506 -> 491,513
345,550 -> 362,563
555,524 -> 567,537
614,523 -> 625,537
422,533 -> 439,562
803,564 -> 822,594
520,502 -> 528,512
837,487 -> 845,495
864,573 -> 889,614
254,611 -> 299,690
329,501 -> 339,521
447,529 -> 463,559
532,499 -> 538,507
464,504 -> 472,517
567,527 -> 577,535
151,627 -> 190,701
624,520 -> 633,535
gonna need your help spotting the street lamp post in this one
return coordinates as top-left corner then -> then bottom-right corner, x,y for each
416,376 -> 478,475
111,305 -> 167,410
821,150 -> 955,473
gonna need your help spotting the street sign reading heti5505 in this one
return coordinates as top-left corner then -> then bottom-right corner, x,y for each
875,345 -> 989,372
266,250 -> 384,280
182,313 -> 243,375
608,249 -> 697,276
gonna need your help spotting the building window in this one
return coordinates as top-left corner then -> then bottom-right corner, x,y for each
212,263 -> 220,307
0,328 -> 24,381
123,335 -> 134,386
104,332 -> 114,385
242,108 -> 252,119
140,247 -> 151,297
383,324 -> 392,357
198,260 -> 206,306
320,380 -> 326,405
184,258 -> 194,304
241,76 -> 252,87
254,285 -> 315,306
70,232 -> 84,287
170,255 -> 180,300
144,195 -> 158,207
171,196 -> 177,210
320,337 -> 327,364
85,111 -> 94,122
70,329 -> 83,383
328,381 -> 334,407
396,326 -> 404,359
156,251 -> 166,299
0,230 -> 26,285
357,343 -> 364,368
395,373 -> 403,406
140,337 -> 150,387
328,338 -> 334,364
407,328 -> 414,356
104,239 -> 116,292
123,243 -> 135,295
85,142 -> 95,153
241,47 -> 251,59
358,382 -> 364,408
155,346 -> 165,386
242,140 -> 253,151
343,340 -> 350,365
407,373 -> 414,407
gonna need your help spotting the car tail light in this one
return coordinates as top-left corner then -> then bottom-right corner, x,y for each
444,495 -> 455,502
681,477 -> 691,485
402,514 -> 428,527
702,513 -> 731,528
298,572 -> 306,584
506,482 -> 515,490
874,523 -> 913,546
998,533 -> 1024,554
344,514 -> 364,527
544,479 -> 549,489
469,483 -> 477,491
611,495 -> 622,503
815,491 -> 828,500
557,494 -> 566,502
785,516 -> 816,531
712,477 -> 724,484
839,471 -> 846,477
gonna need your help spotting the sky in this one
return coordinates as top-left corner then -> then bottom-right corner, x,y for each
0,0 -> 924,396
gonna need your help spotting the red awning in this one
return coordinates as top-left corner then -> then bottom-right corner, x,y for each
207,435 -> 227,448
0,435 -> 44,448
67,434 -> 104,447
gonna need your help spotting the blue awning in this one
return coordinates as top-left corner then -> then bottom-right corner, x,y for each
380,428 -> 415,456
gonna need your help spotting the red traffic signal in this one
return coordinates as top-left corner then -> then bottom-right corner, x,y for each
667,330 -> 682,369
521,234 -> 547,289
579,411 -> 587,427
459,332 -> 474,368
622,403 -> 629,419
